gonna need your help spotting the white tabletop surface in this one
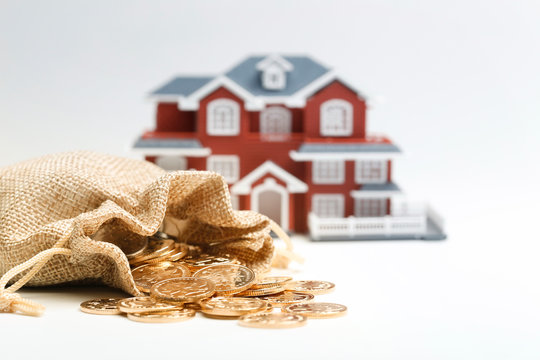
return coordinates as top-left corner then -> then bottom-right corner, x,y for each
3,223 -> 539,360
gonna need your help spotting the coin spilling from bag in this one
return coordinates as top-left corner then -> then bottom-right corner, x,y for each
80,231 -> 347,329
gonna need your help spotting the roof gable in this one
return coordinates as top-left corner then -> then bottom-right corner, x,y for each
225,55 -> 330,97
231,161 -> 308,195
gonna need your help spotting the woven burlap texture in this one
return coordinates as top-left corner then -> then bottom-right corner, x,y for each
0,151 -> 274,298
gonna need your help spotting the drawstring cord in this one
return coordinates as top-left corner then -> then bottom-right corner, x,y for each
269,220 -> 304,267
0,236 -> 72,317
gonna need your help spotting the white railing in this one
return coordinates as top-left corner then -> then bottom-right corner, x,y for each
309,212 -> 428,240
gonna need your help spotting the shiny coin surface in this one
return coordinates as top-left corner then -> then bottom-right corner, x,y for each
150,277 -> 215,303
235,285 -> 285,297
259,292 -> 315,307
128,239 -> 175,265
239,312 -> 307,329
132,261 -> 191,293
80,298 -> 123,315
180,253 -> 235,271
193,264 -> 256,295
151,231 -> 178,241
285,280 -> 335,295
127,308 -> 196,323
282,302 -> 347,319
123,237 -> 149,260
117,297 -> 179,313
252,276 -> 293,289
199,296 -> 267,316
138,243 -> 188,265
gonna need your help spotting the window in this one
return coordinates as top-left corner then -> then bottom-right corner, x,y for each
320,99 -> 353,136
260,106 -> 291,140
312,160 -> 344,184
207,155 -> 240,183
355,160 -> 387,183
312,194 -> 344,218
355,198 -> 387,217
262,64 -> 286,90
155,156 -> 187,171
207,99 -> 240,136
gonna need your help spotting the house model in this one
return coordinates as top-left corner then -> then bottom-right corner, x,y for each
134,54 -> 445,240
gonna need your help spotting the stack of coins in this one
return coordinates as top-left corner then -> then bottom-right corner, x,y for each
80,231 -> 347,329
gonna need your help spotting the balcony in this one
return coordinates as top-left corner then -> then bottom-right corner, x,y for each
308,202 -> 445,241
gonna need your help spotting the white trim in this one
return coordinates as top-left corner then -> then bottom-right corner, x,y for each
350,188 -> 402,199
312,194 -> 345,218
312,160 -> 345,184
179,76 -> 264,111
251,178 -> 289,231
320,99 -> 353,136
355,160 -> 387,184
231,160 -> 308,195
290,151 -> 399,161
256,54 -> 294,72
148,70 -> 366,110
207,155 -> 240,183
132,147 -> 211,157
206,98 -> 240,136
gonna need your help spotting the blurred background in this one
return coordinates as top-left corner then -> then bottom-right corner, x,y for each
1,1 -> 539,358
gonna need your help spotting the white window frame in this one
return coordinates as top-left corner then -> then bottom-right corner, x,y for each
207,155 -> 240,183
155,156 -> 187,171
260,106 -> 292,135
355,160 -> 387,184
312,194 -> 345,218
262,64 -> 286,90
207,98 -> 240,136
354,198 -> 387,217
320,99 -> 353,136
312,160 -> 345,184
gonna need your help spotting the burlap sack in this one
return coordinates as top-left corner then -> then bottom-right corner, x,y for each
0,151 -> 278,316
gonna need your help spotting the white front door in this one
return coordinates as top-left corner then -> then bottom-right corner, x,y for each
251,178 -> 289,231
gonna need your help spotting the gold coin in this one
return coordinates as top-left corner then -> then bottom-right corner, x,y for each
134,243 -> 188,266
127,308 -> 196,323
193,264 -> 255,295
199,296 -> 267,317
235,285 -> 285,297
80,298 -> 123,315
180,253 -> 235,271
285,280 -> 335,295
150,231 -> 178,241
124,237 -> 149,260
184,302 -> 202,311
239,313 -> 307,329
282,302 -> 347,319
251,276 -> 292,289
150,277 -> 215,303
132,261 -> 191,293
117,296 -> 180,313
258,291 -> 315,307
128,239 -> 175,265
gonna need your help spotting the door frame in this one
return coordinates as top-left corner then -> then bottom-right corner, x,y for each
251,178 -> 289,231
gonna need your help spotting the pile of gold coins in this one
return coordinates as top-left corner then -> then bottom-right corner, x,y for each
80,232 -> 347,329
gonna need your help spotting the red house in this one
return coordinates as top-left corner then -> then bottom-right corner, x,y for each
134,54 -> 445,240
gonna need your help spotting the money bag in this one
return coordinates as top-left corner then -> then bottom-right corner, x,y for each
0,151 -> 275,316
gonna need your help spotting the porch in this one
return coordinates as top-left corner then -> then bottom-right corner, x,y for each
308,202 -> 446,241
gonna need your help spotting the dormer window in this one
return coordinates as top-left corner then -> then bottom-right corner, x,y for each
256,55 -> 293,91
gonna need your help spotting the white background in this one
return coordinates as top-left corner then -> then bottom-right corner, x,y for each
1,1 -> 539,359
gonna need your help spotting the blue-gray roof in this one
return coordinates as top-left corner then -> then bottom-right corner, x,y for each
225,56 -> 330,96
359,183 -> 401,192
297,143 -> 401,153
133,137 -> 204,149
151,77 -> 213,96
